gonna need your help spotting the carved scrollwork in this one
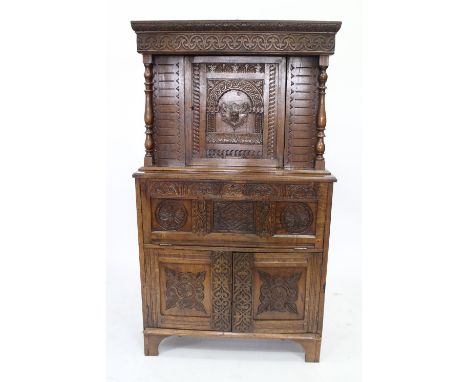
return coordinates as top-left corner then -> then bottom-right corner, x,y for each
232,253 -> 253,332
165,268 -> 206,313
257,270 -> 301,314
136,33 -> 336,54
155,200 -> 187,230
210,252 -> 232,331
192,200 -> 212,235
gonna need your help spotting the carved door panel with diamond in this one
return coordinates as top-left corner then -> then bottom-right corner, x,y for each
232,252 -> 322,334
144,248 -> 233,331
185,56 -> 285,167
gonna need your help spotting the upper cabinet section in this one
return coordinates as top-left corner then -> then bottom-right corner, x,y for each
131,20 -> 341,56
132,21 -> 340,170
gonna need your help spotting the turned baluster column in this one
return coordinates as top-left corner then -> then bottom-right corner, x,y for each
143,54 -> 155,166
315,55 -> 329,170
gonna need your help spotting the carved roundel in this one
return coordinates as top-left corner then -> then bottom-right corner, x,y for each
281,203 -> 313,234
155,200 -> 187,230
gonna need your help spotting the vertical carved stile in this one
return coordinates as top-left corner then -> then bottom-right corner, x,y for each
192,63 -> 201,156
143,55 -> 155,166
267,64 -> 276,158
315,56 -> 329,170
232,253 -> 253,332
210,252 -> 232,331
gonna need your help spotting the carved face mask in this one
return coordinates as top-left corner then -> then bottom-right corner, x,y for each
219,101 -> 251,130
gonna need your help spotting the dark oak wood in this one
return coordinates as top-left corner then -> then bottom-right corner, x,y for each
131,20 -> 340,362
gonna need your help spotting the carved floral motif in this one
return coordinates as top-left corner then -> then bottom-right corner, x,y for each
210,252 -> 232,331
155,200 -> 187,230
232,253 -> 253,332
257,271 -> 301,314
213,201 -> 254,233
281,203 -> 313,234
165,268 -> 206,313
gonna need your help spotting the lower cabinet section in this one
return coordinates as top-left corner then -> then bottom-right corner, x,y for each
143,248 -> 323,334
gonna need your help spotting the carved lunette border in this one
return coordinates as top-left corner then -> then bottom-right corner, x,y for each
135,32 -> 337,55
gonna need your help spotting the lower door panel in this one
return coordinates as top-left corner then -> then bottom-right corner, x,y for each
232,252 -> 322,334
144,248 -> 232,331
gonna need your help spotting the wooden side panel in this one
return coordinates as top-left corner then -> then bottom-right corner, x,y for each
285,57 -> 319,169
153,56 -> 185,165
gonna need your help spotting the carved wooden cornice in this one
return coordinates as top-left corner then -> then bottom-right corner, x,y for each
131,20 -> 341,55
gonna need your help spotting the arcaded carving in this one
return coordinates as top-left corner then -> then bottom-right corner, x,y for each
257,271 -> 301,314
210,252 -> 232,331
281,202 -> 313,234
165,268 -> 206,313
232,253 -> 253,332
155,200 -> 187,230
208,63 -> 264,73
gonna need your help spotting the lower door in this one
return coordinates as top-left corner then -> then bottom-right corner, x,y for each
232,252 -> 322,334
144,248 -> 232,331
143,248 -> 321,334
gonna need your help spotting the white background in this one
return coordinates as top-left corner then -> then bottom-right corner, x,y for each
0,0 -> 467,381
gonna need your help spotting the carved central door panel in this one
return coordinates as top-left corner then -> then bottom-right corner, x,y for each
185,56 -> 286,167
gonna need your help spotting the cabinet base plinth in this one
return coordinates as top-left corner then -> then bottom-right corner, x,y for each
143,328 -> 322,362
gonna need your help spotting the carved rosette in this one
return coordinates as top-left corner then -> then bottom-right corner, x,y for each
232,253 -> 254,332
257,271 -> 301,314
155,200 -> 187,230
165,268 -> 206,313
281,202 -> 313,234
210,252 -> 232,331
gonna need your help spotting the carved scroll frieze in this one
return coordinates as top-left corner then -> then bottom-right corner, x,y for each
149,181 -> 318,201
136,32 -> 336,55
210,252 -> 232,331
232,253 -> 253,332
257,271 -> 301,314
165,268 -> 206,313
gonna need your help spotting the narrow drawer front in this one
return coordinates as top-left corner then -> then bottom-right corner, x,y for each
140,180 -> 331,249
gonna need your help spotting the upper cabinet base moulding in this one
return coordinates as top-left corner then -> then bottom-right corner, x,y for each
131,20 -> 341,362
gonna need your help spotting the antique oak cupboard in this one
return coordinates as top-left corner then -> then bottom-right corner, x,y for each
131,20 -> 341,362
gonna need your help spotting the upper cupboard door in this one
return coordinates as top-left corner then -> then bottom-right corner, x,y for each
185,57 -> 286,167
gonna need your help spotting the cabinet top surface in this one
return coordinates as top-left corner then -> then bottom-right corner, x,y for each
131,20 -> 342,33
